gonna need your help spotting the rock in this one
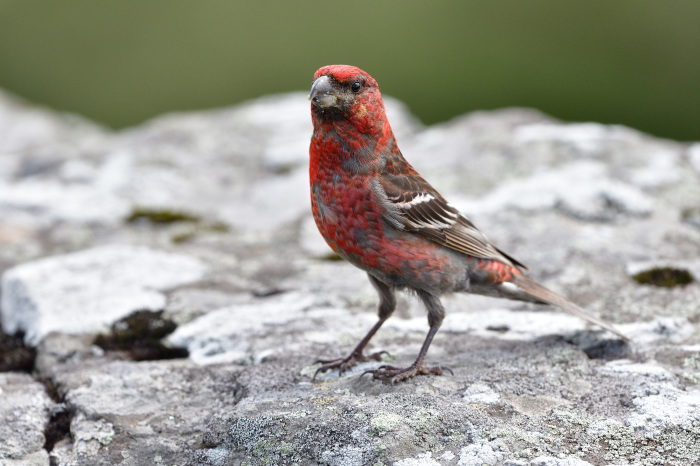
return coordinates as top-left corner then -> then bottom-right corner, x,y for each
47,359 -> 242,466
1,245 -> 206,345
167,289 -> 394,369
464,160 -> 654,221
0,91 -> 109,159
167,291 -> 320,365
688,143 -> 700,176
0,88 -> 698,464
0,180 -> 130,224
0,372 -> 53,465
0,91 -> 116,229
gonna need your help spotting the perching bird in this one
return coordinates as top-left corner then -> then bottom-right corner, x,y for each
309,65 -> 627,384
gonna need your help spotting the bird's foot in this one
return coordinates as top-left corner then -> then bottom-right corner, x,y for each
361,363 -> 453,384
312,350 -> 389,381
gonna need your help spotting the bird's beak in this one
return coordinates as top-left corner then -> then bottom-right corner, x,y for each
309,75 -> 337,108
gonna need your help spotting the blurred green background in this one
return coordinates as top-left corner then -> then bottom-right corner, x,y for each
0,0 -> 698,140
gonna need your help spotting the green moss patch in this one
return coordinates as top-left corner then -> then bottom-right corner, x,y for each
94,310 -> 188,361
632,267 -> 695,287
681,207 -> 700,228
171,221 -> 230,243
0,328 -> 36,373
125,206 -> 230,243
126,207 -> 201,224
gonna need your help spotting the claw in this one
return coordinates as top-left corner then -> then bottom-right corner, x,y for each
311,349 -> 388,382
365,362 -> 452,384
359,369 -> 376,379
312,365 -> 329,382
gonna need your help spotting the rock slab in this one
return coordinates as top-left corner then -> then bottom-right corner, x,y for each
0,88 -> 699,465
1,245 -> 206,346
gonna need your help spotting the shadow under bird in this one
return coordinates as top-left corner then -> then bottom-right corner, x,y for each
308,64 -> 628,384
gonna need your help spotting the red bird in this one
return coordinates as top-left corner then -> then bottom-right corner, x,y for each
309,65 -> 627,384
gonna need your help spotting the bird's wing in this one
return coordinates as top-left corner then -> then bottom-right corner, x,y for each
376,166 -> 527,269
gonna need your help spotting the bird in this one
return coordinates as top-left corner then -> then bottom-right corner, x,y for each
308,64 -> 628,384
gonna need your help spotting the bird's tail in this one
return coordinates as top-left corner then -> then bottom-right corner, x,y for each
510,273 -> 629,341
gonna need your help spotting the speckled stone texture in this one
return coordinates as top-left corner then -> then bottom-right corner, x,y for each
0,88 -> 698,465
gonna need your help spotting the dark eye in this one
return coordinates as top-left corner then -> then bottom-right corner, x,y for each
351,81 -> 361,93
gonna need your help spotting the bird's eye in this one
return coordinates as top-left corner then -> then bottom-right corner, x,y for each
351,81 -> 361,93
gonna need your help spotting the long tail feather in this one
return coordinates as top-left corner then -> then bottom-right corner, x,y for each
510,273 -> 629,341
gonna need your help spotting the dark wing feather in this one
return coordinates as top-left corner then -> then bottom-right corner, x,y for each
378,170 -> 527,269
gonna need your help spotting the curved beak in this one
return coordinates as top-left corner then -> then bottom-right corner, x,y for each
309,75 -> 337,108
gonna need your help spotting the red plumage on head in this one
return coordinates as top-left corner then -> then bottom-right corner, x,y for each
313,64 -> 376,86
310,65 -> 387,138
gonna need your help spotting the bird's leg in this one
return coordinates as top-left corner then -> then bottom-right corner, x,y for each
313,318 -> 388,379
312,274 -> 395,380
365,290 -> 452,384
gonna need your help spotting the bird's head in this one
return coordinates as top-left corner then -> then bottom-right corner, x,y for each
310,65 -> 386,134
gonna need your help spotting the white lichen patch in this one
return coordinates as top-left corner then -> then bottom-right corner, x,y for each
617,316 -> 694,345
461,160 -> 653,221
462,383 -> 501,405
394,452 -> 442,466
597,360 -> 675,382
369,413 -> 406,437
586,418 -> 625,437
627,385 -> 700,437
457,439 -> 507,466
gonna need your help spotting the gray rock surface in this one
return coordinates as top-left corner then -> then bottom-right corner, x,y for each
0,372 -> 52,465
2,245 -> 206,346
0,88 -> 699,465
